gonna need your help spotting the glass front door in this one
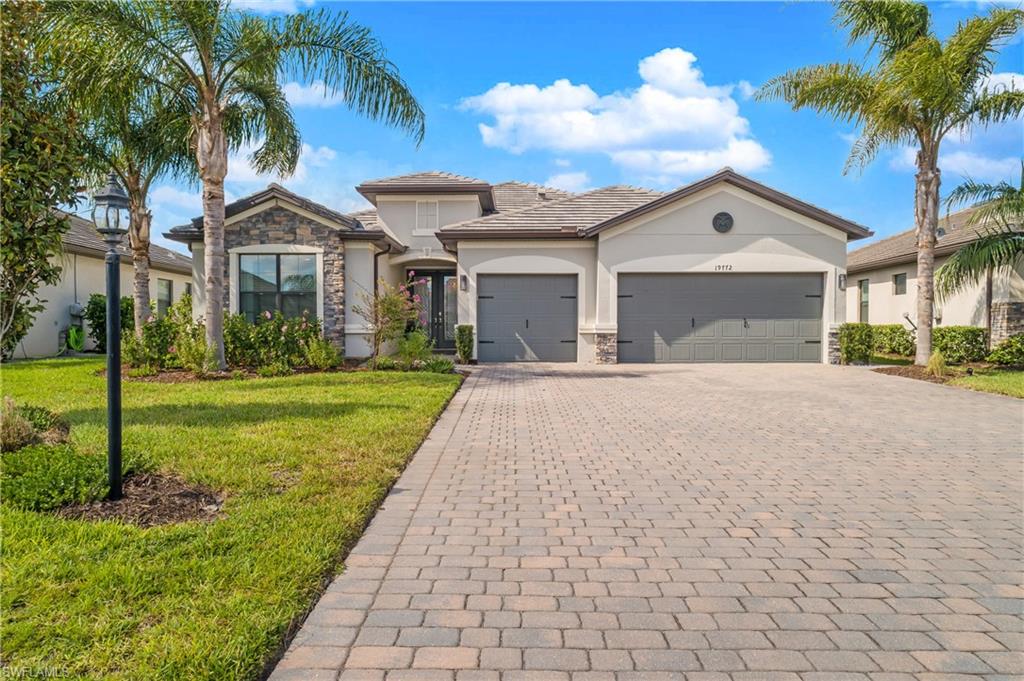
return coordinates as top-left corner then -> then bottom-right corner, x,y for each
412,270 -> 457,350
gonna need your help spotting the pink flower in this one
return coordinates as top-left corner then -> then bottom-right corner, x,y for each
281,324 -> 288,333
412,294 -> 421,303
146,315 -> 155,323
263,310 -> 272,320
169,345 -> 176,353
408,270 -> 415,276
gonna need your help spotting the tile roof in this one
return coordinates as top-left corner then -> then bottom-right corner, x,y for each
491,181 -> 573,212
165,184 -> 401,249
356,171 -> 495,210
846,205 -> 986,273
357,170 -> 490,190
62,211 -> 192,274
438,186 -> 663,240
580,168 -> 872,240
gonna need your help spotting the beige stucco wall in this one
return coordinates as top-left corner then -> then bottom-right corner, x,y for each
845,257 -> 1024,328
454,241 -> 599,362
596,185 -> 848,363
453,186 -> 852,364
14,251 -> 192,359
376,195 -> 479,262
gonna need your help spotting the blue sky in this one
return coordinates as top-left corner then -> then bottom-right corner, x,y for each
151,1 -> 1023,254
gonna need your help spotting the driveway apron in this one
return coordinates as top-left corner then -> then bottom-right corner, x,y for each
272,363 -> 1023,681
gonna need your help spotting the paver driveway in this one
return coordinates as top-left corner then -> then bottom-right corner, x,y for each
272,364 -> 1023,681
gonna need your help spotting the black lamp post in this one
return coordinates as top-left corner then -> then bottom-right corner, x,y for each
92,172 -> 131,501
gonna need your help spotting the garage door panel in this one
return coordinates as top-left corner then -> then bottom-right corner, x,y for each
477,275 -> 577,362
617,273 -> 823,363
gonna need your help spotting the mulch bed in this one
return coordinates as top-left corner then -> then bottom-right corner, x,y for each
872,365 -> 949,384
58,473 -> 223,527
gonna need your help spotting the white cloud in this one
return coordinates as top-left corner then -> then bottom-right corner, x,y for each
735,80 -> 757,100
461,47 -> 770,180
545,171 -> 591,193
890,147 -> 1018,182
229,142 -> 337,185
149,185 -> 202,214
553,158 -> 572,168
283,80 -> 345,108
231,0 -> 314,14
612,138 -> 773,178
981,71 -> 1023,91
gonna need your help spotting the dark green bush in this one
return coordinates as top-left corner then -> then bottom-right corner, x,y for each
1,444 -> 105,511
301,336 -> 340,371
455,324 -> 474,364
932,326 -> 988,364
82,293 -> 133,352
1,398 -> 68,452
872,324 -> 915,356
224,313 -> 259,367
838,323 -> 873,365
987,333 -> 1024,367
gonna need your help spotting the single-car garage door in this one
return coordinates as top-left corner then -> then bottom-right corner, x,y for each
477,274 -> 578,362
618,273 -> 823,363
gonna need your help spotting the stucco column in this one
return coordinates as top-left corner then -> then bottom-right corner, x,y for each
594,236 -> 618,363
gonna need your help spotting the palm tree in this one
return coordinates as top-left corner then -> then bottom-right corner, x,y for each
935,165 -> 1024,302
81,91 -> 193,333
47,1 -> 425,368
757,1 -> 1023,365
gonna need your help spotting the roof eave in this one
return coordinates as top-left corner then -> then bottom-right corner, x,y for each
357,185 -> 495,212
580,170 -> 873,240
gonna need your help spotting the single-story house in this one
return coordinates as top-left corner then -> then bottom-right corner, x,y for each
167,168 -> 873,364
15,212 -> 193,359
846,206 -> 1024,344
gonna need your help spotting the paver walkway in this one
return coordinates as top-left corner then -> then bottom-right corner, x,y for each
271,364 -> 1023,681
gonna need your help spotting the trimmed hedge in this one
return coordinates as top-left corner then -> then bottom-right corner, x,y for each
932,326 -> 988,364
872,324 -> 915,356
838,323 -> 873,365
987,333 -> 1024,367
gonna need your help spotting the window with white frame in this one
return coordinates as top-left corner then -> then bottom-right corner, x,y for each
416,201 -> 439,231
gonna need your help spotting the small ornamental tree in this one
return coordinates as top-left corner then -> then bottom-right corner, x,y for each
0,1 -> 88,357
352,277 -> 426,364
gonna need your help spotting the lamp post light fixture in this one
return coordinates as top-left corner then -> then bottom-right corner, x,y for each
92,171 -> 131,501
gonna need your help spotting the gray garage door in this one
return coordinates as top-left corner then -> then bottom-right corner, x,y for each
477,274 -> 578,362
618,273 -> 823,363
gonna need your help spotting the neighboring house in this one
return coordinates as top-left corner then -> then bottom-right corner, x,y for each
167,168 -> 872,364
16,212 -> 193,359
846,206 -> 1024,344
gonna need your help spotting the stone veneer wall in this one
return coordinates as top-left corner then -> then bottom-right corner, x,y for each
827,327 -> 841,365
222,206 -> 346,348
595,333 -> 618,364
991,302 -> 1024,345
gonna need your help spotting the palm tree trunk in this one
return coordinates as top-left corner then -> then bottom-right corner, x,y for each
196,109 -> 228,370
129,205 -> 152,335
914,152 -> 941,366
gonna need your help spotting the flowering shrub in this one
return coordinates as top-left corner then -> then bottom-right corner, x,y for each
397,329 -> 434,370
223,310 -> 322,371
352,274 -> 428,360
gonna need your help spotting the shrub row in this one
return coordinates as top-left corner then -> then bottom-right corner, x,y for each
872,324 -> 915,357
987,333 -> 1024,367
932,326 -> 988,364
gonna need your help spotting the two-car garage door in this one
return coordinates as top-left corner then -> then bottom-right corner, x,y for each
617,273 -> 823,363
475,272 -> 823,363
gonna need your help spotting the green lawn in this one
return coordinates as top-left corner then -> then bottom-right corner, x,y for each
1,358 -> 461,679
950,367 -> 1024,399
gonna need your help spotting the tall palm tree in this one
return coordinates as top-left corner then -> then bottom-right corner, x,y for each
757,1 -> 1023,365
81,91 -> 193,333
48,1 -> 424,368
936,165 -> 1024,302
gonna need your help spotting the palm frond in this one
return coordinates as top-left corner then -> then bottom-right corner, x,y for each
271,9 -> 425,144
835,0 -> 930,59
221,75 -> 301,176
942,8 -> 1023,92
935,228 -> 1024,300
755,63 -> 878,124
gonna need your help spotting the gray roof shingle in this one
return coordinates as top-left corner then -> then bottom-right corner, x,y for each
438,186 -> 663,241
356,171 -> 495,210
847,205 -> 987,273
491,181 -> 573,212
62,211 -> 192,274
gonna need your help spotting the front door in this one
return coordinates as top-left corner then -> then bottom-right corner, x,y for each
412,271 -> 457,351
